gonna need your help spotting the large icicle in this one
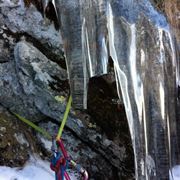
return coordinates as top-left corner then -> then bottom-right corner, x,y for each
53,0 -> 179,179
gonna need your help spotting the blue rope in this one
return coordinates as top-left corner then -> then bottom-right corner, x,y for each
51,152 -> 68,180
60,157 -> 69,180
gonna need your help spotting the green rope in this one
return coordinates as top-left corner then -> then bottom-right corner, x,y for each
13,113 -> 51,140
56,96 -> 72,140
13,96 -> 72,141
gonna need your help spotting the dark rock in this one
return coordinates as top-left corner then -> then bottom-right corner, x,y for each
0,106 -> 48,167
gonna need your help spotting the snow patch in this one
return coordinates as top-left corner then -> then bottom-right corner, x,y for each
40,137 -> 52,151
0,127 -> 6,132
0,155 -> 77,180
0,156 -> 53,180
14,133 -> 29,147
170,165 -> 180,180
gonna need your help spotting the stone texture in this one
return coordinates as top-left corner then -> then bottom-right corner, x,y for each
0,106 -> 49,167
0,40 -> 67,121
0,0 -> 63,57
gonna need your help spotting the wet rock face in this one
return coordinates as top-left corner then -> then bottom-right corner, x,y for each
151,0 -> 180,44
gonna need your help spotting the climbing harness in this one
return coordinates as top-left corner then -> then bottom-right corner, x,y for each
14,96 -> 88,180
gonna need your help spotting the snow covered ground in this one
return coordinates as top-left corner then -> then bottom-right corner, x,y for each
170,165 -> 180,180
0,155 -> 77,180
0,153 -> 180,180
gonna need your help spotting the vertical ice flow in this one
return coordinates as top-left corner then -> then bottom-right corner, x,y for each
54,0 -> 179,179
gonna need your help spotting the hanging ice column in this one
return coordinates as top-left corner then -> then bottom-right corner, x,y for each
54,0 -> 179,179
55,0 -> 108,108
107,0 -> 179,179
